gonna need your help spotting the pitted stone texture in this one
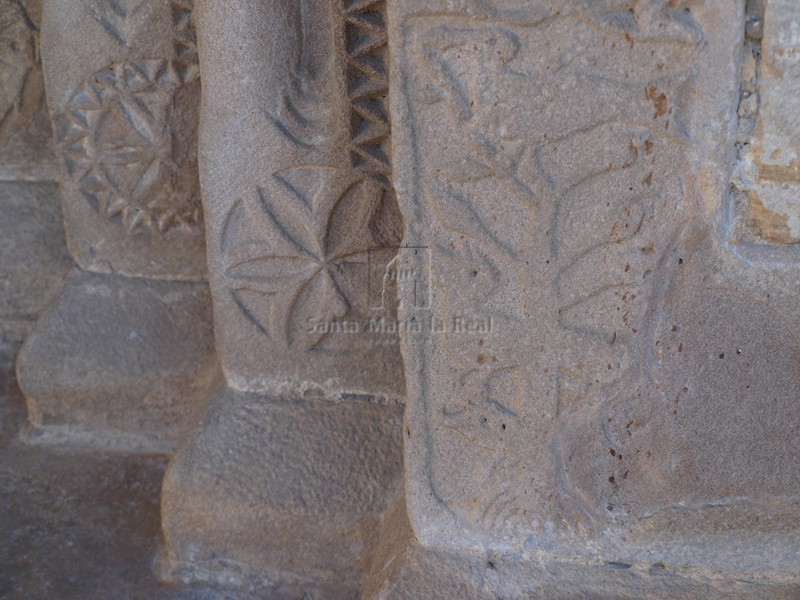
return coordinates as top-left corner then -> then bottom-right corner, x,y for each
0,182 -> 71,356
159,383 -> 403,595
16,268 -> 216,452
389,0 -> 799,575
40,0 -> 205,279
363,493 -> 800,600
195,0 -> 404,396
0,0 -> 59,181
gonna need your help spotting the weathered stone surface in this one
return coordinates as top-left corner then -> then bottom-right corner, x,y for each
0,181 -> 70,359
388,0 -> 800,580
159,382 -> 403,594
196,0 -> 404,396
732,0 -> 800,249
40,0 -> 205,279
363,493 -> 800,600
5,0 -> 800,596
0,0 -> 59,181
16,268 -> 216,451
158,1 -> 407,591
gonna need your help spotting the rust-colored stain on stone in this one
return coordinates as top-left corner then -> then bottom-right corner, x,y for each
743,191 -> 798,245
646,86 -> 668,117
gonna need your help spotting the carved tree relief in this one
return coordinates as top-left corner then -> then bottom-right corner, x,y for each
398,3 -> 710,543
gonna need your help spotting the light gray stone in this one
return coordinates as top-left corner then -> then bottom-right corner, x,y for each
4,0 -> 800,596
14,0 -> 214,454
159,382 -> 403,595
195,0 -> 404,396
40,0 -> 205,279
383,0 -> 800,590
16,267 -> 217,452
158,0 -> 407,590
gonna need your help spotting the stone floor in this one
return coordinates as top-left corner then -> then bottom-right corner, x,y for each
0,361 -> 168,598
0,354 -> 264,600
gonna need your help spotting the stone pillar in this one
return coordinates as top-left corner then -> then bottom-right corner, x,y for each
366,0 -> 800,597
0,0 -> 70,371
15,0 -> 216,451
158,0 -> 405,593
194,0 -> 403,394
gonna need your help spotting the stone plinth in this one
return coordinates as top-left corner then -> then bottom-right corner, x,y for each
159,383 -> 403,595
363,493 -> 800,600
17,268 -> 217,451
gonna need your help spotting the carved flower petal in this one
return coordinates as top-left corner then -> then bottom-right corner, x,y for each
225,256 -> 319,290
325,177 -> 383,260
286,269 -> 348,348
256,185 -> 321,259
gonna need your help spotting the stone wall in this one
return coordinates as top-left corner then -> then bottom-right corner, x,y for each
6,0 -> 800,598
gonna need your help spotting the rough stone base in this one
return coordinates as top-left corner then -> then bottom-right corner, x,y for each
158,381 -> 404,597
364,491 -> 800,600
0,181 -> 70,359
16,267 -> 216,452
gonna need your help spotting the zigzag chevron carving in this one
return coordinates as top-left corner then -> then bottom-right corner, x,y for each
344,0 -> 391,187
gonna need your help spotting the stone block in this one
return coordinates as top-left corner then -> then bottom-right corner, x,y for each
40,0 -> 206,278
159,382 -> 403,594
16,267 -> 217,451
195,0 -> 404,396
0,182 -> 71,321
388,0 -> 800,583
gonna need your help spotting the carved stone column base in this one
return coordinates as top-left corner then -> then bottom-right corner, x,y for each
16,267 -> 216,452
363,491 -> 800,600
158,381 -> 404,596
